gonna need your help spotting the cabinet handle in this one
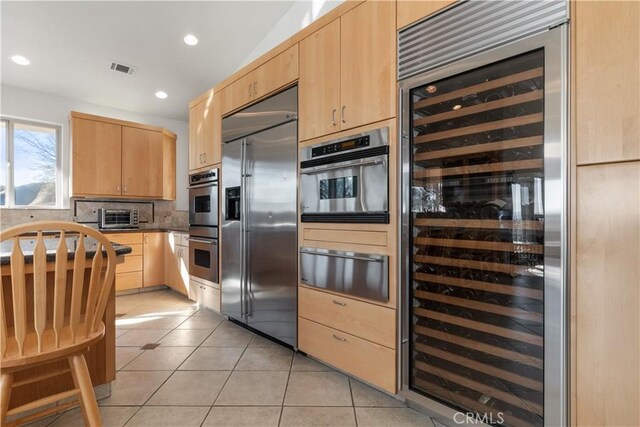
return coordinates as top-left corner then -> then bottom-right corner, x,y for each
248,84 -> 252,98
332,334 -> 347,342
123,185 -> 127,193
332,108 -> 337,126
203,152 -> 206,163
253,82 -> 257,96
332,300 -> 346,306
144,235 -> 147,244
341,106 -> 346,124
117,185 -> 121,193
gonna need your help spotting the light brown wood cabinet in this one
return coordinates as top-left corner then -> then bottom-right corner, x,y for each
299,1 -> 396,142
220,45 -> 299,116
70,112 -> 176,200
396,0 -> 456,29
164,232 -> 189,296
121,126 -> 163,198
71,118 -> 122,197
143,232 -> 165,287
189,91 -> 221,172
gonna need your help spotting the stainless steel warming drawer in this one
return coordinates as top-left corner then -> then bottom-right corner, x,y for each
299,247 -> 389,303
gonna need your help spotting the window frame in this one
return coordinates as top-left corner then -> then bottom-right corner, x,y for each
1,116 -> 63,209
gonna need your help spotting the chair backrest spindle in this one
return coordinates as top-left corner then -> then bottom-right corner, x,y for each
10,237 -> 27,356
33,231 -> 47,352
69,233 -> 86,342
53,231 -> 68,346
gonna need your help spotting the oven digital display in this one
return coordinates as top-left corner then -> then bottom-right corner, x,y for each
320,176 -> 358,199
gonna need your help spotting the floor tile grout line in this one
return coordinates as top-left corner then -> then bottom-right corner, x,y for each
349,377 -> 359,427
277,346 -> 296,426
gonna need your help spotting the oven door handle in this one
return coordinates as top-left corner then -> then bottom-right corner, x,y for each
299,157 -> 385,174
189,182 -> 218,189
188,237 -> 217,245
299,248 -> 385,263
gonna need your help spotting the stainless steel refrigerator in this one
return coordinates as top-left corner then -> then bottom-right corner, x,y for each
221,86 -> 298,346
398,1 -> 568,426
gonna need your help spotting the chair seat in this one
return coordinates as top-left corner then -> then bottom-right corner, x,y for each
2,322 -> 105,370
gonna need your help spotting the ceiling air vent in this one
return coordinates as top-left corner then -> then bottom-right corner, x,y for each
110,61 -> 136,76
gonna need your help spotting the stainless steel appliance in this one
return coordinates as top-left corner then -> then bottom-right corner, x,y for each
189,168 -> 219,284
189,168 -> 219,227
300,128 -> 389,223
221,86 -> 298,347
399,2 -> 568,426
97,208 -> 138,229
188,226 -> 218,284
299,247 -> 388,303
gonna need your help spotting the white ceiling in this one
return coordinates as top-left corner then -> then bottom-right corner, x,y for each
1,1 -> 296,121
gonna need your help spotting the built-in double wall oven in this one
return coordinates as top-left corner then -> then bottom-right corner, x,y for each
188,168 -> 219,284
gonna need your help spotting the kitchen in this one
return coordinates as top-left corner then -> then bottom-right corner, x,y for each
0,1 -> 638,426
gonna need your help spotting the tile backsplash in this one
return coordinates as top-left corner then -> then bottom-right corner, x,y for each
0,200 -> 188,230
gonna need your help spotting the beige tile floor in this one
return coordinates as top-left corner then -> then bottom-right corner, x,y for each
33,289 -> 439,427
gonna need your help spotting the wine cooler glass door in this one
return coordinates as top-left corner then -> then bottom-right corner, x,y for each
402,27 -> 567,427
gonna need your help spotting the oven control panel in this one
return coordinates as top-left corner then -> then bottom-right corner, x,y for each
311,136 -> 370,158
190,168 -> 218,186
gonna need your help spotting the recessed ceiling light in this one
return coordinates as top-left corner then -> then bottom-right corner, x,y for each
11,55 -> 30,66
183,34 -> 198,46
155,91 -> 168,99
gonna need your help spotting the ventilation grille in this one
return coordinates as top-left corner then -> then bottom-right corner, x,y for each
398,0 -> 568,80
110,61 -> 136,76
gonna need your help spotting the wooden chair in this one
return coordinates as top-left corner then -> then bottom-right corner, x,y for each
0,221 -> 117,426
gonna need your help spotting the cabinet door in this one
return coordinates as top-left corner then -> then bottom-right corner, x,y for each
189,102 -> 204,171
396,1 -> 456,29
340,1 -> 396,131
202,91 -> 222,167
220,72 -> 255,115
71,118 -> 122,197
163,233 -> 179,290
299,19 -> 341,141
121,127 -> 163,198
162,132 -> 176,200
253,45 -> 299,100
575,1 -> 640,164
143,232 -> 165,287
176,245 -> 190,295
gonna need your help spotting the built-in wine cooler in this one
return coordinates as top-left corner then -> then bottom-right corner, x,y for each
399,3 -> 568,426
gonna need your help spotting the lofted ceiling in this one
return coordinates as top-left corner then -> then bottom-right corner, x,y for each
0,1 -> 296,121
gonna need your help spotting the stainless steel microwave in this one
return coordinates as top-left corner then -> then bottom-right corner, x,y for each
299,127 -> 389,223
97,208 -> 139,229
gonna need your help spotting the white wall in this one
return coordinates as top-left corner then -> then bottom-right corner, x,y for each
238,0 -> 344,69
0,84 -> 189,210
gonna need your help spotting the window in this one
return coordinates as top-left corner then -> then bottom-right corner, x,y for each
0,118 -> 62,208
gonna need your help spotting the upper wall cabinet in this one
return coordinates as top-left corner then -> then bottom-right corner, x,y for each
396,1 -> 456,30
220,45 -> 299,116
70,112 -> 176,200
189,90 -> 221,171
575,1 -> 640,164
299,1 -> 396,142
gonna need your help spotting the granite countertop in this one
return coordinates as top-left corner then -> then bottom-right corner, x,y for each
0,235 -> 132,266
95,227 -> 189,234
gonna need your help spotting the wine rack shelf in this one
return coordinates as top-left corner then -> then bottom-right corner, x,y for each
414,113 -> 543,145
413,218 -> 544,230
413,67 -> 544,110
414,237 -> 544,254
413,270 -> 543,300
415,90 -> 543,126
414,135 -> 543,162
409,49 -> 545,426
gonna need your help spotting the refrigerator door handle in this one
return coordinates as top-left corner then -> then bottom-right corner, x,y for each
239,138 -> 246,318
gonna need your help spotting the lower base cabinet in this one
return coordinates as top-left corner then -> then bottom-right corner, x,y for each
164,232 -> 189,295
189,278 -> 221,312
298,317 -> 396,393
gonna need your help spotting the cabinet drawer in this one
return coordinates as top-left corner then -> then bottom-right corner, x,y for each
115,271 -> 143,291
104,232 -> 143,245
298,286 -> 395,348
127,243 -> 143,257
201,284 -> 220,313
303,228 -> 388,247
116,255 -> 143,274
299,317 -> 396,393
